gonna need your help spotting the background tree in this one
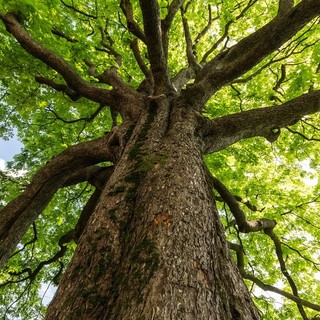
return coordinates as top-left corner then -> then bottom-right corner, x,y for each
0,0 -> 320,319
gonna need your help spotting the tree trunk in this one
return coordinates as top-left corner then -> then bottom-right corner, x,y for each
45,97 -> 261,319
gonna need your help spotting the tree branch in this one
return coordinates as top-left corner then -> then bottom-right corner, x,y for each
228,242 -> 320,312
60,0 -> 97,19
120,0 -> 146,42
211,176 -> 276,233
201,21 -> 231,64
201,0 -> 258,64
171,66 -> 197,94
0,12 -> 145,121
62,166 -> 114,190
285,126 -> 320,142
10,223 -> 37,259
272,64 -> 287,95
278,0 -> 294,16
264,228 -> 308,319
83,60 -> 130,91
4,168 -> 110,286
129,39 -> 150,79
98,26 -> 122,66
4,229 -> 74,287
281,242 -> 320,271
232,18 -> 319,85
0,134 -> 115,268
180,9 -> 200,69
139,0 -> 172,95
194,5 -> 218,46
199,91 -> 320,154
162,0 -> 184,33
35,76 -> 80,101
47,103 -> 106,124
0,13 -> 115,105
216,194 -> 260,212
51,27 -> 78,43
183,0 -> 320,109
161,0 -> 184,58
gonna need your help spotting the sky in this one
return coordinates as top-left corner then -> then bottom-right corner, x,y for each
0,135 -> 23,170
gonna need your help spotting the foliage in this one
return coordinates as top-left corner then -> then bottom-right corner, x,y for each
0,0 -> 319,319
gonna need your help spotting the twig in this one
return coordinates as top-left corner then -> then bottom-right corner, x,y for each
285,126 -> 320,141
228,242 -> 320,312
60,0 -> 97,19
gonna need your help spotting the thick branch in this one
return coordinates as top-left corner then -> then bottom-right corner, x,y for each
171,66 -> 197,94
139,0 -> 172,95
1,12 -> 144,121
62,166 -> 114,190
4,171 -> 109,286
183,0 -> 320,109
199,91 -> 320,154
278,0 -> 294,16
120,0 -> 146,42
0,135 -> 115,268
0,13 -> 115,105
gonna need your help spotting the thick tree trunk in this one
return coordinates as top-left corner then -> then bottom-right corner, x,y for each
45,97 -> 261,319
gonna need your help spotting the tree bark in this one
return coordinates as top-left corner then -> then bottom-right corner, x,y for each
45,96 -> 261,319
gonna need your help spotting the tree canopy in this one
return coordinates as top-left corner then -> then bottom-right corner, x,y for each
0,0 -> 320,319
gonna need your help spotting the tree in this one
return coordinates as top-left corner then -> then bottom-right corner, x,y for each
0,0 -> 319,318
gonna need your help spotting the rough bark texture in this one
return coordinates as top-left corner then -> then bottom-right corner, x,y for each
43,97 -> 261,320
